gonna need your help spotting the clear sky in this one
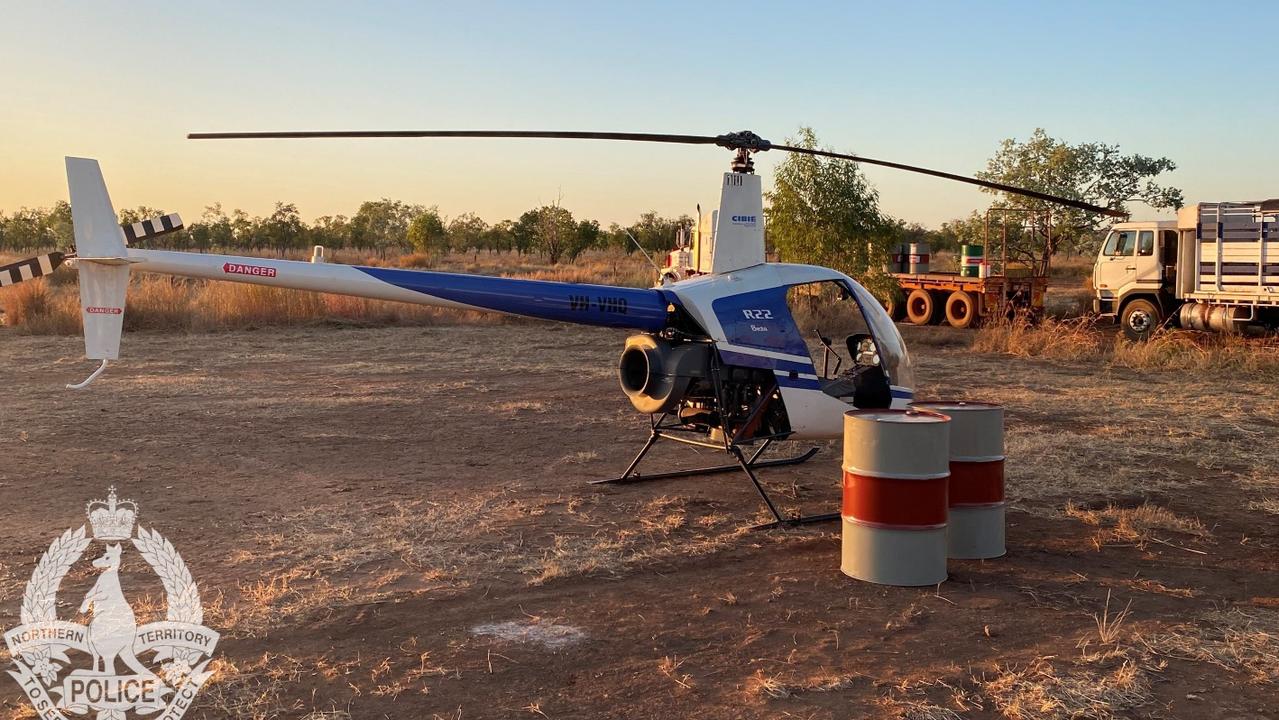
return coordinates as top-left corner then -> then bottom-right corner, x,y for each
2,1 -> 1277,228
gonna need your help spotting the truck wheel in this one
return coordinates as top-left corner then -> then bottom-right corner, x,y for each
945,291 -> 978,329
1121,299 -> 1161,341
905,289 -> 936,325
884,295 -> 906,322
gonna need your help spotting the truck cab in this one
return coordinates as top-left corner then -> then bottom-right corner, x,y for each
1092,220 -> 1179,339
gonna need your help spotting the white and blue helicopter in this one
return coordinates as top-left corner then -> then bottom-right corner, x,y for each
2,130 -> 1117,526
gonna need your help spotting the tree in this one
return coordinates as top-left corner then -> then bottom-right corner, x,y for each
975,128 -> 1182,271
625,212 -> 693,256
569,219 -> 601,263
529,203 -> 578,264
512,210 -> 538,255
352,199 -> 420,257
765,127 -> 892,295
447,213 -> 489,253
259,202 -> 305,254
483,220 -> 516,253
45,201 -> 74,249
309,214 -> 351,251
230,209 -> 253,250
406,208 -> 448,256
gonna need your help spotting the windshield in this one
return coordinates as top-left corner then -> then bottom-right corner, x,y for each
1103,230 -> 1137,256
843,280 -> 914,393
783,277 -> 914,394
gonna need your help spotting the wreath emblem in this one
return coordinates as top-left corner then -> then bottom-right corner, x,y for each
4,488 -> 219,720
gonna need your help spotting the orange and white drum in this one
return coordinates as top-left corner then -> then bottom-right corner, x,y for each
911,401 -> 1005,559
841,409 -> 950,586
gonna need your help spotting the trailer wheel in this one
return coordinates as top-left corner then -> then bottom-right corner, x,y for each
1120,299 -> 1161,341
945,291 -> 978,329
884,295 -> 906,322
905,289 -> 937,325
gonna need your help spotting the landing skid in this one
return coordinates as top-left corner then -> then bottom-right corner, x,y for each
591,431 -> 838,530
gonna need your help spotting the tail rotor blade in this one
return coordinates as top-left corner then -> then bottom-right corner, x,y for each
122,213 -> 184,246
0,252 -> 65,287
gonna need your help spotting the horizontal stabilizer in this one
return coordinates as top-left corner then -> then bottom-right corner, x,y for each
123,213 -> 183,245
0,252 -> 65,286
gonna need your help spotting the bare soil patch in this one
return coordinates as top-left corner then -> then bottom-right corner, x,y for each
1,323 -> 1276,719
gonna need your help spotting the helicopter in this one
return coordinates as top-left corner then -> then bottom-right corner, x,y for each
1,131 -> 1119,527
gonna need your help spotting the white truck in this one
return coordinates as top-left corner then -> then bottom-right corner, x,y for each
1093,201 -> 1279,339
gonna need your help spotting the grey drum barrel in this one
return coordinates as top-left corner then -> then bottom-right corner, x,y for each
908,241 -> 930,274
841,409 -> 950,586
911,401 -> 1006,559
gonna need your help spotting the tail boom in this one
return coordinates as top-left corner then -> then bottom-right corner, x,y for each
128,249 -> 671,331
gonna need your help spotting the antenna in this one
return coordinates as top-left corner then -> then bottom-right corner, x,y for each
695,204 -> 702,272
624,229 -> 662,277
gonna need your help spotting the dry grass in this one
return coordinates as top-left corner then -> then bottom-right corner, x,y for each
207,493 -> 750,639
657,655 -> 695,690
522,496 -> 750,586
0,280 -> 80,334
1249,497 -> 1279,516
1142,608 -> 1279,683
1003,429 -> 1193,508
981,653 -> 1153,720
207,495 -> 518,637
1110,330 -> 1279,376
1065,502 -> 1208,548
972,316 -> 1106,360
974,318 -> 1279,377
198,653 -> 305,720
0,249 -> 655,334
745,670 -> 795,699
1089,591 -> 1132,646
0,274 -> 509,334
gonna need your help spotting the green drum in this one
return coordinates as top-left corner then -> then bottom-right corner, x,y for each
960,244 -> 984,278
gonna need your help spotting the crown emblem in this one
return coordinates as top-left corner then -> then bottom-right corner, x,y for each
86,486 -> 137,541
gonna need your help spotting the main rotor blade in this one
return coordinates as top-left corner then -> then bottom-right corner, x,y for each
773,144 -> 1126,217
188,129 -> 725,146
187,128 -> 1125,217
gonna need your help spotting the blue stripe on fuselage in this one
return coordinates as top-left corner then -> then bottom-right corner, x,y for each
718,348 -> 815,375
776,374 -> 822,390
356,266 -> 670,331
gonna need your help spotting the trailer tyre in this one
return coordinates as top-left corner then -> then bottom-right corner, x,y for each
1120,299 -> 1161,342
945,291 -> 978,329
905,289 -> 937,325
884,295 -> 906,322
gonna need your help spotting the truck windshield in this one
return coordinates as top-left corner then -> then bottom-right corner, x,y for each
1103,230 -> 1137,256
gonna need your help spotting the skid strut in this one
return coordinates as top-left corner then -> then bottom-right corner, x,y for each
592,431 -> 836,530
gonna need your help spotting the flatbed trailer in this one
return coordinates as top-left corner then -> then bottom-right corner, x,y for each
885,271 -> 1047,328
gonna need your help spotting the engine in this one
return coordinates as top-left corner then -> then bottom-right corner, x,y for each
617,334 -> 792,440
618,334 -> 711,414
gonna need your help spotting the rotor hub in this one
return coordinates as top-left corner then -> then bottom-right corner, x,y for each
715,131 -> 770,174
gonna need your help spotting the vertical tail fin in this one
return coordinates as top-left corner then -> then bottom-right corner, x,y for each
710,173 -> 765,273
66,157 -> 130,388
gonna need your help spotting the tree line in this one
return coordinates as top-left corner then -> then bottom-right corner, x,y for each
4,127 -> 1182,288
0,198 -> 694,265
765,126 -> 1182,293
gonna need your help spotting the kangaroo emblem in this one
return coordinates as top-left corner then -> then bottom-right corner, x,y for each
80,543 -> 151,677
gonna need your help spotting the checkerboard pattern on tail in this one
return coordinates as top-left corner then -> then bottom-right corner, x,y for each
0,252 -> 64,286
122,213 -> 183,245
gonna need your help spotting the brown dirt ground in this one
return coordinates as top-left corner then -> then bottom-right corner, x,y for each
1,323 -> 1277,719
